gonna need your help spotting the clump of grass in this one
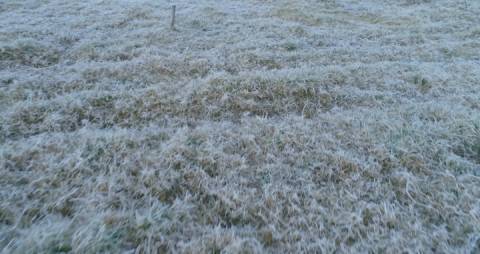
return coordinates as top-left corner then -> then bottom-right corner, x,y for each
413,74 -> 431,93
0,207 -> 15,225
235,53 -> 281,70
283,42 -> 297,51
190,76 -> 338,119
273,7 -> 322,26
405,0 -> 432,5
0,40 -> 60,67
454,137 -> 480,164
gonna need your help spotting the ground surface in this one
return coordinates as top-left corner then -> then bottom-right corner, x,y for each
1,0 -> 480,253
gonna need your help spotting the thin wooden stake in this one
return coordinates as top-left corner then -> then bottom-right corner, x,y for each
170,5 -> 176,30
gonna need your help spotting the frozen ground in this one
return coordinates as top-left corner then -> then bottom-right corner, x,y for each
1,0 -> 479,253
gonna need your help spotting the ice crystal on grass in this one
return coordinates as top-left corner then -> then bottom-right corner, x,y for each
1,0 -> 479,253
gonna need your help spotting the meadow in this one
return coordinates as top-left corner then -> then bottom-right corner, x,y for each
1,0 -> 479,252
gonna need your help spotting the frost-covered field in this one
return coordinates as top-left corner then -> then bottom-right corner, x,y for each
1,0 -> 479,252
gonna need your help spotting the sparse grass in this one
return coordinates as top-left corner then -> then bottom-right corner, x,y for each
1,0 -> 480,253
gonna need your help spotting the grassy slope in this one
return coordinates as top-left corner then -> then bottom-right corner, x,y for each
1,0 -> 479,253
